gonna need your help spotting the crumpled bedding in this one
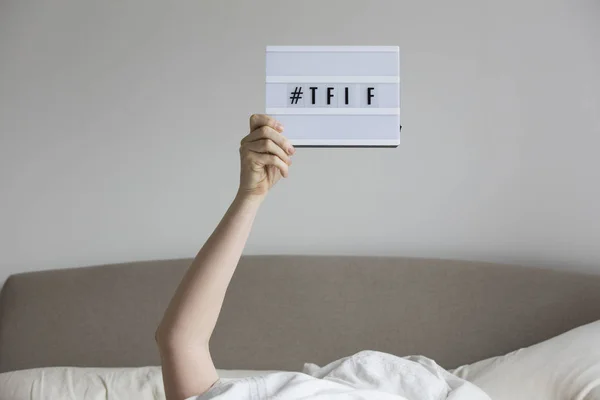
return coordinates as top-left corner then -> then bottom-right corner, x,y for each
0,351 -> 489,400
190,351 -> 491,400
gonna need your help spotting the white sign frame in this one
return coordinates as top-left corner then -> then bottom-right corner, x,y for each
265,46 -> 400,147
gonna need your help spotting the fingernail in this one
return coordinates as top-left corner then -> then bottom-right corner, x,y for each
275,122 -> 284,131
288,146 -> 295,155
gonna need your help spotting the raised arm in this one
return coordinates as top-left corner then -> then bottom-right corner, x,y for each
156,114 -> 295,400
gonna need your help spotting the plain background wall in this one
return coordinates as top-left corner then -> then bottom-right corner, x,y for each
1,0 -> 599,286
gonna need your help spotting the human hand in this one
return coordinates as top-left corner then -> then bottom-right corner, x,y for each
237,114 -> 295,200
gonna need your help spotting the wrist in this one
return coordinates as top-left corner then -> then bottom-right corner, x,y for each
233,191 -> 265,211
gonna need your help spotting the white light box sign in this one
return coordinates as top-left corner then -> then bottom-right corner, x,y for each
265,46 -> 400,147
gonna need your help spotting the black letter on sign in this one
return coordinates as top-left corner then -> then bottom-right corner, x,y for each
309,87 -> 317,105
344,87 -> 349,105
327,87 -> 334,105
367,87 -> 375,105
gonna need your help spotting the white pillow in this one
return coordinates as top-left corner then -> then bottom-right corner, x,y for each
0,366 -> 274,400
452,320 -> 600,400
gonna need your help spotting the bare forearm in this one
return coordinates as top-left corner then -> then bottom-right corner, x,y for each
157,193 -> 262,345
157,115 -> 292,399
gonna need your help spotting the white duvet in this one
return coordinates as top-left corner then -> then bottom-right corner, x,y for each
4,321 -> 600,399
0,351 -> 489,400
190,351 -> 490,400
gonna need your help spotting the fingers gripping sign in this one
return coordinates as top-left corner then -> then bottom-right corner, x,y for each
238,114 -> 296,198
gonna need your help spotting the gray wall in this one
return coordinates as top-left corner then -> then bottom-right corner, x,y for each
1,0 -> 599,286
